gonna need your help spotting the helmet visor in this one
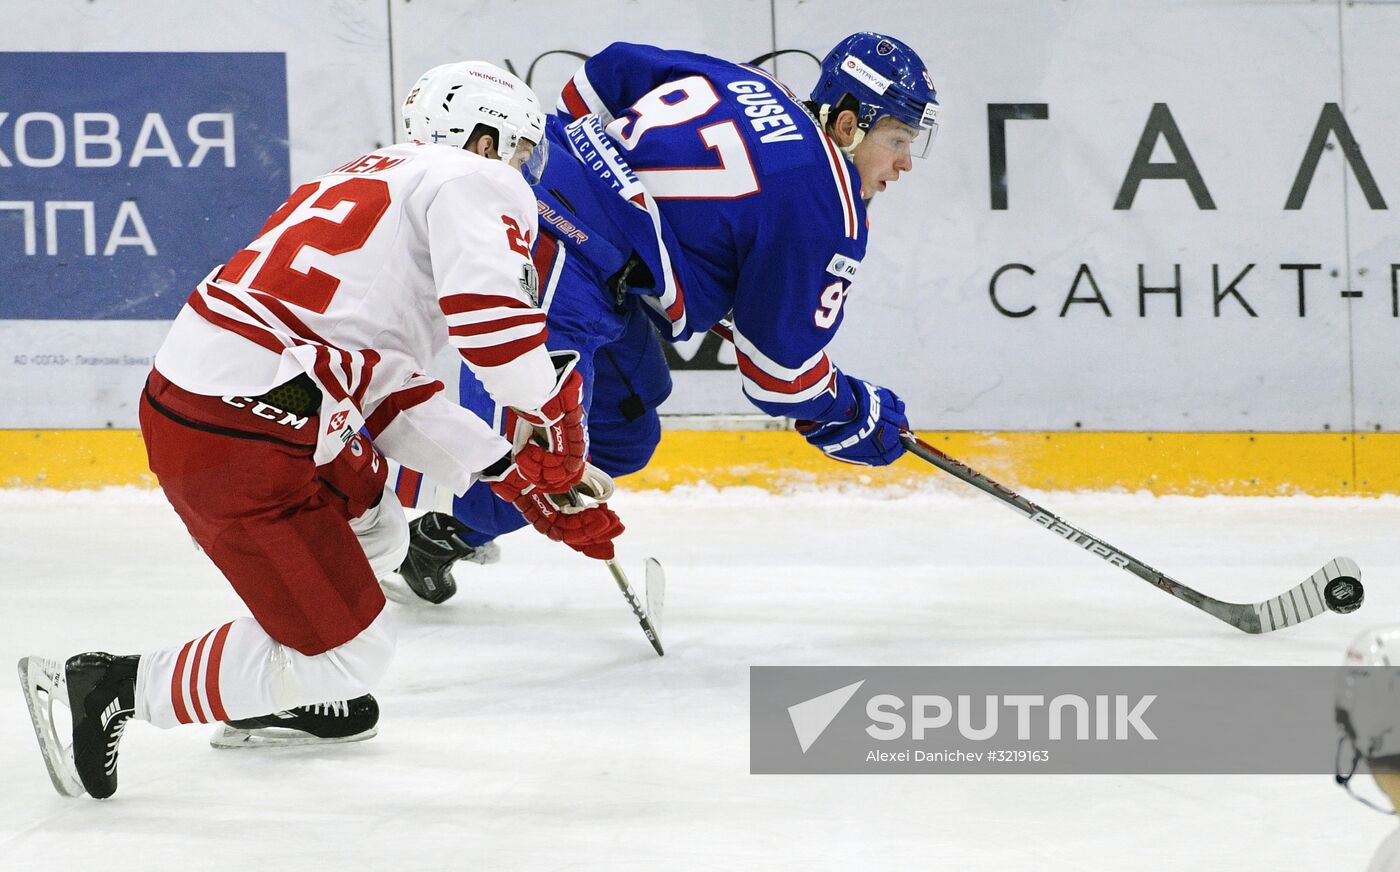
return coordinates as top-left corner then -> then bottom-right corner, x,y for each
512,136 -> 548,185
866,116 -> 938,161
911,103 -> 939,159
912,123 -> 937,159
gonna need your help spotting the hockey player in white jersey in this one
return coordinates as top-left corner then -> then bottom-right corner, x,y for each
18,61 -> 623,799
1336,625 -> 1400,870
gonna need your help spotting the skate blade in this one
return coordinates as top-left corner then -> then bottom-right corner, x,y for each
378,573 -> 432,607
209,723 -> 379,749
17,657 -> 85,797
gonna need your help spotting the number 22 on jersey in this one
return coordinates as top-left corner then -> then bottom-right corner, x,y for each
218,177 -> 392,314
605,76 -> 759,200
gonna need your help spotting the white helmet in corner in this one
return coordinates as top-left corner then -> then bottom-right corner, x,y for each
1336,625 -> 1400,812
401,61 -> 548,183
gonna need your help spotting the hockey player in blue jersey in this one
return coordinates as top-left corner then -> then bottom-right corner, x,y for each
391,33 -> 940,603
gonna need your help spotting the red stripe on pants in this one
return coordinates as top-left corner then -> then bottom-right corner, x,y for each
187,631 -> 211,722
204,622 -> 234,721
170,640 -> 195,725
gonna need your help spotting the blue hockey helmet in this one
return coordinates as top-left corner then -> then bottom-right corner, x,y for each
810,32 -> 939,156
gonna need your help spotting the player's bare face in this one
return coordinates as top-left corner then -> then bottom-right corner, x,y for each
852,117 -> 917,198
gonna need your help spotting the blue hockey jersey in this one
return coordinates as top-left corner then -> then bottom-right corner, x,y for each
538,42 -> 869,422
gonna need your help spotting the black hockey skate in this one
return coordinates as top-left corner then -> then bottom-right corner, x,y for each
386,512 -> 498,605
210,693 -> 379,748
65,653 -> 139,799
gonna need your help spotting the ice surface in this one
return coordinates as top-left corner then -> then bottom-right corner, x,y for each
1,484 -> 1396,871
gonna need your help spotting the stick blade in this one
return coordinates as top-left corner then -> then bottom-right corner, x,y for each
1251,557 -> 1364,633
645,558 -> 666,632
606,558 -> 665,657
1320,556 -> 1364,614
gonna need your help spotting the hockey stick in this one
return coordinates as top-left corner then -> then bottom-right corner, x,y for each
604,557 -> 666,656
899,431 -> 1364,633
561,483 -> 666,656
701,319 -> 1361,630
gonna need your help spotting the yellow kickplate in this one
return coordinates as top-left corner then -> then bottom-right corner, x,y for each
0,428 -> 1388,495
627,430 -> 1372,496
0,430 -> 155,489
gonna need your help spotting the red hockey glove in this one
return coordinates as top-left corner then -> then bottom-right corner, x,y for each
487,463 -> 624,560
504,351 -> 587,493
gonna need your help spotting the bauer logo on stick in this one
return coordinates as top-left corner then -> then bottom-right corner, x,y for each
901,432 -> 1366,634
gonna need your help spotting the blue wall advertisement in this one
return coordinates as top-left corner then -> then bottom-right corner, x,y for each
1,52 -> 289,427
0,52 -> 289,320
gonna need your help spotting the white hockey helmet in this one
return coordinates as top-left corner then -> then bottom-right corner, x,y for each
401,61 -> 548,183
1335,625 -> 1400,812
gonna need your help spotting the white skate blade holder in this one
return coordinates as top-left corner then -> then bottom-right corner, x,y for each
210,723 -> 379,749
17,656 -> 85,797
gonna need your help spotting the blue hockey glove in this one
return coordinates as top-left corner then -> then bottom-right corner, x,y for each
796,376 -> 908,466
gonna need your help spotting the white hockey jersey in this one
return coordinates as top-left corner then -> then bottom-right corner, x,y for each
154,142 -> 556,493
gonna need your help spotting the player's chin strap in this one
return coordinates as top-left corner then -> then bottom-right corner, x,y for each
1336,736 -> 1398,815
